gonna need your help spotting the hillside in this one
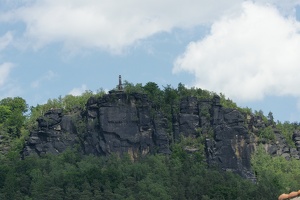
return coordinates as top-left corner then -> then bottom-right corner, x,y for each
0,81 -> 300,199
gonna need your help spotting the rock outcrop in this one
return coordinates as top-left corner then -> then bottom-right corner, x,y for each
23,91 -> 300,180
23,108 -> 79,156
23,91 -> 170,159
173,95 -> 256,180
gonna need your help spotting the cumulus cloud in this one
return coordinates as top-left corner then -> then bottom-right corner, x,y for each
173,2 -> 300,102
31,70 -> 57,88
255,0 -> 300,14
0,0 -> 299,54
0,0 -> 245,53
69,84 -> 87,96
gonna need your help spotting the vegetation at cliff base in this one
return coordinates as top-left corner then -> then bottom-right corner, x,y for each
0,145 -> 278,200
0,142 -> 299,199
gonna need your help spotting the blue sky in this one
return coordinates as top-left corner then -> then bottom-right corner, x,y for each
1,0 -> 300,122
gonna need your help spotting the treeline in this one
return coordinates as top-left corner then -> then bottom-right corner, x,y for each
1,82 -> 300,199
1,139 -> 300,199
1,140 -> 296,200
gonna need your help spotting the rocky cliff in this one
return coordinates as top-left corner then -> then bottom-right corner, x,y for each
172,95 -> 256,179
23,91 -> 170,159
22,91 -> 300,179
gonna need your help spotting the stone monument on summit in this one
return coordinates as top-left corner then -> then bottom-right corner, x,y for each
109,75 -> 124,94
118,75 -> 123,91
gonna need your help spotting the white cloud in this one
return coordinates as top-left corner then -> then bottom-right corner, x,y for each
173,2 -> 300,102
0,62 -> 13,87
1,0 -> 244,53
255,0 -> 300,15
0,0 -> 299,54
69,84 -> 87,96
31,70 -> 57,88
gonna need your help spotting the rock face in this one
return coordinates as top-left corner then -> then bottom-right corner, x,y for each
23,109 -> 79,156
246,115 -> 300,160
83,92 -> 170,158
23,91 -> 299,180
173,95 -> 256,180
23,92 -> 170,159
207,109 -> 255,179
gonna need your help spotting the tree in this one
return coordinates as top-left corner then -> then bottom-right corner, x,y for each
219,93 -> 237,109
0,105 -> 11,124
177,83 -> 189,98
0,97 -> 28,114
0,97 -> 28,137
276,121 -> 296,147
79,180 -> 93,200
65,183 -> 81,200
251,145 -> 300,198
163,85 -> 178,105
143,82 -> 163,109
267,111 -> 274,125
123,81 -> 144,94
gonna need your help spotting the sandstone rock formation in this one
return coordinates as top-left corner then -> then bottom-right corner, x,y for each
23,91 -> 300,180
23,91 -> 170,159
173,95 -> 256,179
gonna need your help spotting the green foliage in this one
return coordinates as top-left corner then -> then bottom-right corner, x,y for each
189,86 -> 214,100
0,146 -> 273,200
171,135 -> 206,164
276,121 -> 298,147
43,89 -> 103,113
255,110 -> 268,124
143,82 -> 163,109
163,84 -> 179,105
200,105 -> 211,120
219,93 -> 255,117
0,97 -> 29,156
162,85 -> 179,131
26,89 -> 105,130
26,104 -> 51,130
123,81 -> 144,94
240,106 -> 253,115
257,126 -> 275,141
1,82 -> 300,200
267,111 -> 274,125
177,82 -> 189,98
219,93 -> 238,109
0,97 -> 28,114
0,105 -> 11,124
252,145 -> 300,198
0,97 -> 28,138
